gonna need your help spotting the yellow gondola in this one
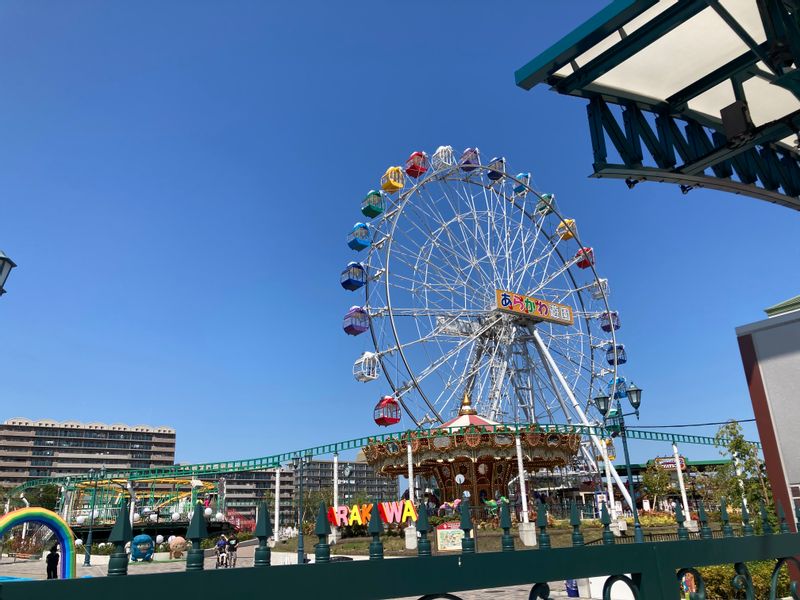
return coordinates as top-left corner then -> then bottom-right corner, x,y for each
381,166 -> 405,193
556,218 -> 577,240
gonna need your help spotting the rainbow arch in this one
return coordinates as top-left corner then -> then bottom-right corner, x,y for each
0,507 -> 76,579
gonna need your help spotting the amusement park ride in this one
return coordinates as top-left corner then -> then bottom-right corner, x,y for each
4,146 -> 769,544
3,145 -> 716,535
341,146 -> 637,508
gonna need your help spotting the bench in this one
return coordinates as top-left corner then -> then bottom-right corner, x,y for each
8,552 -> 37,562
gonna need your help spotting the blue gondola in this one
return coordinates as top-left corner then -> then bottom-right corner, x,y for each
340,262 -> 367,291
513,172 -> 531,194
486,157 -> 506,181
600,311 -> 620,332
607,376 -> 627,400
459,147 -> 480,172
605,344 -> 627,366
347,222 -> 371,251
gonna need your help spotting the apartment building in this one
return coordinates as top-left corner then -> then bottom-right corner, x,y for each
0,417 -> 176,487
220,458 -> 398,525
298,458 -> 398,504
220,469 -> 295,527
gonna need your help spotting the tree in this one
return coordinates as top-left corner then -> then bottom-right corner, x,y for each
300,488 -> 332,524
715,420 -> 772,509
641,462 -> 673,509
24,485 -> 59,511
690,465 -> 732,508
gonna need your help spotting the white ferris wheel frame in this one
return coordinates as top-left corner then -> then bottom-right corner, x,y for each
351,157 -> 634,509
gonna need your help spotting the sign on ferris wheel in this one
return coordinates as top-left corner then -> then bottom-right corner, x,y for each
494,289 -> 574,326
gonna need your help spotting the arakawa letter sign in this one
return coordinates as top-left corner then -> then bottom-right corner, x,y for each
327,500 -> 417,527
495,289 -> 574,326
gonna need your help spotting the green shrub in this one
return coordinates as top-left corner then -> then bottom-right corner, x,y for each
697,561 -> 789,598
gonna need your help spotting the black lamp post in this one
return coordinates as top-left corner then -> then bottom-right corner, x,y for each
84,466 -> 107,566
292,453 -> 311,565
0,251 -> 17,296
595,382 -> 644,544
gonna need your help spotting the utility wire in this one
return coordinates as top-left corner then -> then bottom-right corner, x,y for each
632,419 -> 755,429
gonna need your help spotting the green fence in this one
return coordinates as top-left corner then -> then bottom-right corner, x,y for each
3,499 -> 799,600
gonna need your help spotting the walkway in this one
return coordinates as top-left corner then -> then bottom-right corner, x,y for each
0,543 -> 588,599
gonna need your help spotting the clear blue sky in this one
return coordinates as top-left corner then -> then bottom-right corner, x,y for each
0,1 -> 796,465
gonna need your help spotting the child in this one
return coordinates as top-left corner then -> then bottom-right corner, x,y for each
46,545 -> 59,579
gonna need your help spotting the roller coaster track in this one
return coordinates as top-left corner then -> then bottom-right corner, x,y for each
10,423 -> 760,495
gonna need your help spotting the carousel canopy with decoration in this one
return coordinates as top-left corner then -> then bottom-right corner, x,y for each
363,394 -> 581,504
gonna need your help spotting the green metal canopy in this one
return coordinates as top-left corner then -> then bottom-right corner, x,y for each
764,293 -> 800,316
516,0 -> 800,211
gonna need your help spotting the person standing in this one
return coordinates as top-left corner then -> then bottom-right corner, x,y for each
46,545 -> 59,579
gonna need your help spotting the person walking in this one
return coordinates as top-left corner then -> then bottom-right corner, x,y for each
46,545 -> 59,579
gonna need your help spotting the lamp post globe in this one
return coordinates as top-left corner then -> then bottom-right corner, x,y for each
0,251 -> 16,296
594,394 -> 610,417
627,382 -> 642,410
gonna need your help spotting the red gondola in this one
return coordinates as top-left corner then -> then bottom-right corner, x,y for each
405,151 -> 429,178
575,247 -> 594,269
374,396 -> 401,426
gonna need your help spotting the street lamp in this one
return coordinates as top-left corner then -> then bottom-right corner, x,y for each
595,383 -> 645,544
0,251 -> 17,296
292,452 -> 312,565
83,466 -> 106,566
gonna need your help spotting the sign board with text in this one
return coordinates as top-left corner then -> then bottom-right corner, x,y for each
654,456 -> 686,471
495,289 -> 574,326
436,521 -> 465,552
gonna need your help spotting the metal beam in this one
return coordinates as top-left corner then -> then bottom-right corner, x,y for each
678,108 -> 800,175
593,165 -> 800,210
666,45 -> 772,111
586,95 -> 800,209
554,0 -> 707,94
514,0 -> 658,90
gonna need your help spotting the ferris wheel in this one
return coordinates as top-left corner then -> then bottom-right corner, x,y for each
340,146 -> 630,473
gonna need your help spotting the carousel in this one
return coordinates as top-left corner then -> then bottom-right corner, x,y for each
363,394 -> 582,504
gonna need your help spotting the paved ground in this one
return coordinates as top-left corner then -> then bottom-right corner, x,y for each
0,543 -> 589,599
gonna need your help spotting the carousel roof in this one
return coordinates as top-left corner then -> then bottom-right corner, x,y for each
440,413 -> 499,429
439,393 -> 499,430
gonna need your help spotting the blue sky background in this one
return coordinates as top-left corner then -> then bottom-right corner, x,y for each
0,1 -> 796,466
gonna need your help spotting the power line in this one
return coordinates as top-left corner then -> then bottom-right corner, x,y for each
633,419 -> 755,429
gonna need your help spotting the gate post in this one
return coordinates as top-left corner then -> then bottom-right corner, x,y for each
186,501 -> 208,571
107,498 -> 131,577
254,501 -> 272,567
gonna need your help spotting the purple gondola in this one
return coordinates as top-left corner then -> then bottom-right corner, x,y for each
600,311 -> 620,332
343,306 -> 369,336
459,147 -> 480,172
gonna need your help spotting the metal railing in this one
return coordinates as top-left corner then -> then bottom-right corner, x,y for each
4,497 -> 799,600
9,423 -> 761,496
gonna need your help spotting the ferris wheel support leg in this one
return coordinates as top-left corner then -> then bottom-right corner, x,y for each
532,337 -> 598,476
530,329 -> 634,511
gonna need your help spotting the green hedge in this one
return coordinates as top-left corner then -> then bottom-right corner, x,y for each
696,561 -> 790,598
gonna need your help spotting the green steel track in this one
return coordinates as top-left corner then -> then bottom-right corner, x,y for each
10,423 -> 759,495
